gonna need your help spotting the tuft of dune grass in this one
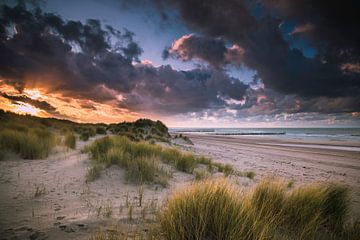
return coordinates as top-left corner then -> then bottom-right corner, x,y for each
160,179 -> 247,240
86,163 -> 103,182
85,136 -> 172,184
64,132 -> 76,149
0,128 -> 55,159
194,169 -> 209,181
159,178 -> 354,240
85,136 -> 201,179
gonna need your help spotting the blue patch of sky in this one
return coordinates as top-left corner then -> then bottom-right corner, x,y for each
43,0 -> 195,70
279,21 -> 317,58
226,66 -> 257,85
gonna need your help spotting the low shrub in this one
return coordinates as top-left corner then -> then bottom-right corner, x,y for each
80,131 -> 90,141
96,127 -> 107,135
64,133 -> 76,149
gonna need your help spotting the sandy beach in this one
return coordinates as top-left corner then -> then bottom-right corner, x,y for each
0,133 -> 359,239
185,134 -> 360,216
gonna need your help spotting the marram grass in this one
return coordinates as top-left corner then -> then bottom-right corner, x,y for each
0,128 -> 55,159
84,136 -> 205,184
159,178 -> 356,240
160,179 -> 247,240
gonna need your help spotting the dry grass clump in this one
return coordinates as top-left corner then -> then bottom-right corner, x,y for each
86,163 -> 104,182
245,171 -> 256,179
85,136 -> 171,185
86,136 -> 203,179
281,182 -> 349,238
64,132 -> 76,149
160,179 -> 246,240
33,184 -> 46,198
160,148 -> 197,173
0,128 -> 55,159
194,169 -> 209,181
159,178 -> 355,240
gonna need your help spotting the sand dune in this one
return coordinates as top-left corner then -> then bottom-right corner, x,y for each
0,137 -> 193,239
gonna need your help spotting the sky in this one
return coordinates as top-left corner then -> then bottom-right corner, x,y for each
0,0 -> 359,127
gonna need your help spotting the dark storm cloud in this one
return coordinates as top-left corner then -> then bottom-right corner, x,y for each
0,92 -> 57,112
120,64 -> 248,114
156,0 -> 360,98
0,3 -> 141,99
0,3 -> 248,115
163,34 -> 227,67
163,34 -> 244,68
264,0 -> 360,64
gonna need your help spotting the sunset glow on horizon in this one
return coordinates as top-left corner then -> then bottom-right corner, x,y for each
13,102 -> 41,116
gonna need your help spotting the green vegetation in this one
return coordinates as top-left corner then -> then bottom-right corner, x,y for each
287,179 -> 295,188
0,110 -> 174,161
159,178 -> 356,240
80,131 -> 90,141
85,163 -> 104,182
245,171 -> 256,179
160,179 -> 248,240
173,133 -> 193,145
108,118 -> 170,142
64,132 -> 76,149
0,128 -> 55,159
223,164 -> 234,176
85,136 -> 221,185
0,110 -> 107,159
96,127 -> 107,135
213,162 -> 234,176
85,136 -> 172,185
194,169 -> 209,181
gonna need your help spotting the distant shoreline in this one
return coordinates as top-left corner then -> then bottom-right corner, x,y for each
170,127 -> 360,143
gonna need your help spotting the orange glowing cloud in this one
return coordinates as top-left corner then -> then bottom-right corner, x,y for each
0,81 -> 144,124
13,102 -> 41,116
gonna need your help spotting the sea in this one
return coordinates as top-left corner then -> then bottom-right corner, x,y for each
170,128 -> 360,143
